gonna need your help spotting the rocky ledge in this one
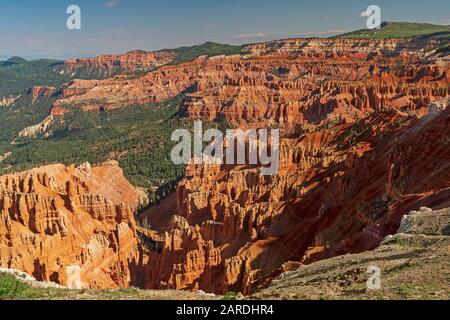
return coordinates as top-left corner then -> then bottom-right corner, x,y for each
252,207 -> 450,300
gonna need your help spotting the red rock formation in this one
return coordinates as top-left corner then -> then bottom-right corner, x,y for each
49,38 -> 448,126
51,105 -> 70,117
3,37 -> 450,295
141,105 -> 450,294
53,56 -> 207,112
65,50 -> 176,74
0,161 -> 147,289
27,86 -> 56,104
121,38 -> 447,294
145,216 -> 221,291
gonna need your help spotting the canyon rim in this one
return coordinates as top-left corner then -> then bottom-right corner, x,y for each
0,1 -> 449,303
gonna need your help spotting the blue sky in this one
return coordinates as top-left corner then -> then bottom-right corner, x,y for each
0,0 -> 449,59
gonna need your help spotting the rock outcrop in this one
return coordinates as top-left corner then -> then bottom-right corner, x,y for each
251,207 -> 450,300
17,114 -> 54,139
27,86 -> 56,104
0,95 -> 20,107
48,38 -> 448,126
2,36 -> 449,296
141,103 -> 450,295
64,50 -> 176,76
0,161 -> 147,289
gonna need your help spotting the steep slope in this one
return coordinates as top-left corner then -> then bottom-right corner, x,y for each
140,101 -> 450,295
0,32 -> 449,297
252,207 -> 450,300
0,161 -> 147,289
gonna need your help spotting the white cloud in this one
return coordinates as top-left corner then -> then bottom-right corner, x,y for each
104,0 -> 120,8
232,33 -> 268,39
360,10 -> 371,17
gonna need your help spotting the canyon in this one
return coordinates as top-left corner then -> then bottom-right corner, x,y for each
20,37 -> 448,138
0,35 -> 449,295
138,37 -> 449,294
141,105 -> 450,294
0,160 -> 147,289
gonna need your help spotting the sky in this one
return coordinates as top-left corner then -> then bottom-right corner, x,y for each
0,0 -> 449,59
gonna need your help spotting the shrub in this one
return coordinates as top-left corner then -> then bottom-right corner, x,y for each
223,291 -> 237,300
0,273 -> 28,298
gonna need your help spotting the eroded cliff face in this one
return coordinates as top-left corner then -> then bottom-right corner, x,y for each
27,86 -> 57,104
64,50 -> 177,76
48,38 -> 448,127
0,161 -> 147,289
137,38 -> 449,294
3,37 -> 449,295
142,106 -> 450,294
53,56 -> 207,112
244,38 -> 423,55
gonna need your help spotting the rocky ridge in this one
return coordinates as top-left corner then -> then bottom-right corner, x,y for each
22,37 -> 449,139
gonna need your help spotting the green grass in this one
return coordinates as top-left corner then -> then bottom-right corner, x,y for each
166,42 -> 244,64
335,22 -> 450,39
0,274 -> 143,300
223,291 -> 237,300
0,273 -> 29,298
